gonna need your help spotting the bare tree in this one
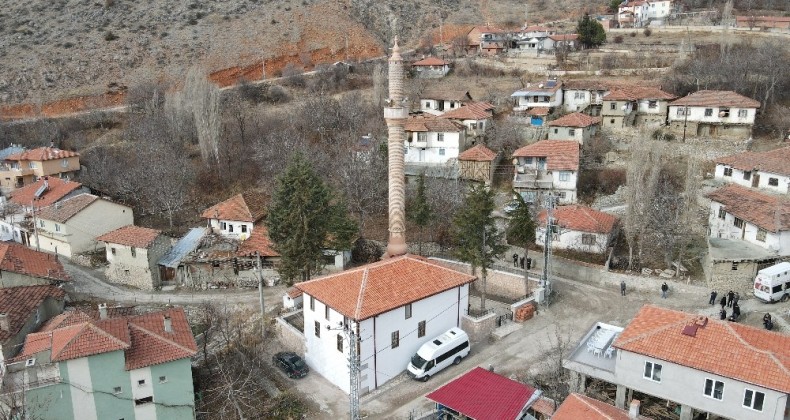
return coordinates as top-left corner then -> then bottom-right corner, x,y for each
623,141 -> 664,270
517,324 -> 574,411
184,66 -> 221,169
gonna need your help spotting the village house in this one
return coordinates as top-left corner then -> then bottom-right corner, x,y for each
512,140 -> 580,204
32,193 -> 134,258
0,147 -> 80,192
466,26 -> 509,55
714,146 -> 790,194
404,115 -> 467,167
439,101 -> 495,140
525,107 -> 551,127
536,205 -> 619,254
0,285 -> 65,359
562,80 -> 637,116
411,56 -> 451,78
0,243 -> 70,288
565,305 -> 790,420
601,87 -> 676,129
97,225 -> 172,291
425,367 -> 544,420
156,227 -> 208,287
201,191 -> 268,241
512,25 -> 556,55
4,307 -> 197,420
554,393 -> 649,419
457,144 -> 499,185
294,254 -> 475,394
419,89 -> 473,115
0,177 -> 89,245
617,0 -> 671,27
547,112 -> 601,144
543,34 -> 579,51
668,90 -> 760,138
511,80 -> 563,113
704,184 -> 790,290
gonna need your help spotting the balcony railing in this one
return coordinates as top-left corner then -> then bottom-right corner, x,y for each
513,172 -> 554,189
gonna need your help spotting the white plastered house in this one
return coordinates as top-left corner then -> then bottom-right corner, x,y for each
201,191 -> 268,241
535,205 -> 618,254
714,146 -> 790,194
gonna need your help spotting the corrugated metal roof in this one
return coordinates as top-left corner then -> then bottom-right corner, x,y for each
0,146 -> 25,161
158,228 -> 207,268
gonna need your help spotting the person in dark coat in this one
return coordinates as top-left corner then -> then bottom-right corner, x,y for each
661,282 -> 669,298
720,308 -> 727,320
621,280 -> 626,296
732,303 -> 741,320
709,290 -> 718,305
727,290 -> 735,307
719,296 -> 727,308
513,253 -> 519,267
520,256 -> 525,269
733,292 -> 740,307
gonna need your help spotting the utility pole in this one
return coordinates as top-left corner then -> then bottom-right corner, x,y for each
31,200 -> 40,251
682,105 -> 689,142
256,252 -> 265,341
347,323 -> 360,420
541,195 -> 555,305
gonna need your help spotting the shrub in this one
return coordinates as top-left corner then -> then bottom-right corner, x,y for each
643,27 -> 652,37
629,31 -> 637,37
104,31 -> 118,41
613,35 -> 624,43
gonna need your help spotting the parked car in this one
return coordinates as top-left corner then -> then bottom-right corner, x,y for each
273,352 -> 309,378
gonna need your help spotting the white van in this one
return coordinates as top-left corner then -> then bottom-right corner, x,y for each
754,262 -> 790,303
407,327 -> 470,382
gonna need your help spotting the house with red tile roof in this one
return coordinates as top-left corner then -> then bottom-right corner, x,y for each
425,367 -> 543,420
704,184 -> 790,289
553,393 -> 648,420
512,140 -> 580,204
411,56 -> 451,78
440,102 -> 495,138
566,305 -> 790,420
404,115 -> 468,168
293,254 -> 475,394
0,285 -> 66,359
6,307 -> 197,420
0,147 -> 81,192
544,33 -> 579,51
536,205 -> 619,254
97,226 -> 172,290
601,86 -> 676,129
419,89 -> 473,115
201,191 -> 268,241
714,146 -> 790,194
548,112 -> 601,144
511,80 -> 563,115
466,26 -> 509,55
458,144 -> 499,185
32,193 -> 134,258
0,242 -> 70,287
668,90 -> 760,138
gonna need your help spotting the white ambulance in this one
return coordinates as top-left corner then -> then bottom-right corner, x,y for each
753,262 -> 790,303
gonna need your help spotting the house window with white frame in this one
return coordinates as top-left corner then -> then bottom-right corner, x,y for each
574,92 -> 584,100
61,159 -> 69,168
756,229 -> 767,242
391,331 -> 400,348
581,234 -> 596,245
718,208 -> 726,219
325,305 -> 330,320
738,109 -> 748,118
643,361 -> 662,382
559,171 -> 571,182
439,148 -> 446,156
568,129 -> 576,136
131,247 -> 136,258
704,108 -> 713,117
425,101 -> 431,109
676,107 -> 687,116
743,389 -> 764,411
405,304 -> 412,319
610,102 -> 617,110
703,378 -> 724,400
418,320 -> 426,338
310,296 -> 315,311
418,132 -> 427,142
437,133 -> 444,142
723,167 -> 732,176
732,262 -> 739,271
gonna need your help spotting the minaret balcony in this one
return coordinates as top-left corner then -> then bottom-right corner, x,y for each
384,107 -> 408,120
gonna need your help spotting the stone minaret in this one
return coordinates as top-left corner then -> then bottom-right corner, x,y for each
383,38 -> 408,257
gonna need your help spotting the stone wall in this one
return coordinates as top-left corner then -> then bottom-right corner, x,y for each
105,263 -> 156,290
432,259 -> 539,300
275,311 -> 306,354
704,256 -> 760,295
460,312 -> 497,344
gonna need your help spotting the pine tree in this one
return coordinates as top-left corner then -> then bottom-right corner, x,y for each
452,184 -> 507,311
506,193 -> 536,298
266,153 -> 357,284
407,173 -> 432,255
576,13 -> 606,49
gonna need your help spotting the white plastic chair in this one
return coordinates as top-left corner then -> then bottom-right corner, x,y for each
604,347 -> 614,358
593,348 -> 602,358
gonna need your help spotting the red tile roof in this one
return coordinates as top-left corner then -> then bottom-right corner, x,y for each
670,90 -> 761,108
458,144 -> 497,162
562,79 -> 661,91
537,205 -> 618,234
295,255 -> 475,321
526,108 -> 551,116
96,225 -> 162,249
706,184 -> 790,232
4,147 -> 79,162
531,396 -> 557,417
440,102 -> 495,120
553,393 -> 644,420
549,34 -> 578,41
421,89 -> 473,102
426,367 -> 539,420
716,147 -> 790,177
0,243 -> 70,282
522,25 -> 552,32
237,225 -> 280,257
35,193 -> 99,223
512,140 -> 580,171
614,305 -> 790,393
603,86 -> 676,101
201,191 -> 268,223
0,285 -> 66,342
412,56 -> 450,66
15,307 -> 197,370
405,115 -> 465,133
549,112 -> 601,127
9,177 -> 83,208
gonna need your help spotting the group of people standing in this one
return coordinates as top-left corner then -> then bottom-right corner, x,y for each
711,290 -> 741,321
511,253 -> 531,270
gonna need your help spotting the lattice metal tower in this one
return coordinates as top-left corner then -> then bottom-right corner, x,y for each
347,324 -> 360,420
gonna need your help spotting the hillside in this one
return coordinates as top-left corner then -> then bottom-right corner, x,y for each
0,0 -> 598,106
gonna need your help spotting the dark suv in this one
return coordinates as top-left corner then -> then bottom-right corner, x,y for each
272,352 -> 309,379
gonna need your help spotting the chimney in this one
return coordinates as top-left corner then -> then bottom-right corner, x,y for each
629,399 -> 641,419
163,315 -> 172,333
98,303 -> 107,320
0,313 -> 8,332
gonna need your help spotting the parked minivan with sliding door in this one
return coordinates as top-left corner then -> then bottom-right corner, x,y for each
407,328 -> 470,381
